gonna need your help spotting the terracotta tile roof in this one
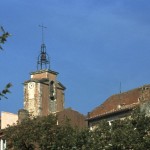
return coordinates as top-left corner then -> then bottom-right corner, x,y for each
88,85 -> 146,120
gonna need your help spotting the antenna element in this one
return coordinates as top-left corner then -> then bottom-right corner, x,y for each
120,82 -> 122,94
39,24 -> 47,44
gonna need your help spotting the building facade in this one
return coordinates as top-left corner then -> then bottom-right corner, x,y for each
0,112 -> 18,150
87,84 -> 150,129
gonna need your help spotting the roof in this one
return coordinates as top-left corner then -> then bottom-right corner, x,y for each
24,78 -> 49,84
24,79 -> 66,90
23,78 -> 49,84
57,108 -> 87,128
56,81 -> 66,90
87,85 -> 149,120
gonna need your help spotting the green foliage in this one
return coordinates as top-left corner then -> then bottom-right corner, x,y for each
109,109 -> 150,150
0,83 -> 12,100
4,115 -> 79,150
0,26 -> 10,50
3,108 -> 150,149
0,26 -> 12,100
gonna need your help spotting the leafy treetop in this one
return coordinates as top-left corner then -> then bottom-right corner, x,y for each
0,26 -> 12,100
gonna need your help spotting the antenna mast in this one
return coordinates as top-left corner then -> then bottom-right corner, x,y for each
120,82 -> 122,94
39,24 -> 47,44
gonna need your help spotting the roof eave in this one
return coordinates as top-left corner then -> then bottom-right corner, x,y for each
86,106 -> 136,121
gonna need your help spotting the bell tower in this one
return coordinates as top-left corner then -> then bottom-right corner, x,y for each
37,25 -> 50,70
23,25 -> 66,117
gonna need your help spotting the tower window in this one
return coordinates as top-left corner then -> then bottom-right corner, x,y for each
50,81 -> 55,100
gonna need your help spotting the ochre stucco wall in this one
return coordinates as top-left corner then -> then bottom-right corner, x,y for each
1,112 -> 18,129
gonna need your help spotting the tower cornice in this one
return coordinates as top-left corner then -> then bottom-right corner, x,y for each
30,69 -> 58,75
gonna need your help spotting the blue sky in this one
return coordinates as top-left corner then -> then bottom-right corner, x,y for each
1,0 -> 150,115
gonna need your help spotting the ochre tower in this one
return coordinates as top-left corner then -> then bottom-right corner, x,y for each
23,28 -> 65,117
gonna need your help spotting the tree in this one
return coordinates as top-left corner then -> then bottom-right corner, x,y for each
0,83 -> 12,100
110,108 -> 150,150
4,108 -> 150,149
0,26 -> 10,50
4,115 -> 80,150
0,26 -> 12,100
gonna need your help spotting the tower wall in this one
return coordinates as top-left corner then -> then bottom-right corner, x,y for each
56,88 -> 64,112
31,70 -> 57,81
24,70 -> 65,117
41,83 -> 50,115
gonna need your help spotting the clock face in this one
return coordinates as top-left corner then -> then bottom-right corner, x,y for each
28,82 -> 35,89
28,82 -> 35,99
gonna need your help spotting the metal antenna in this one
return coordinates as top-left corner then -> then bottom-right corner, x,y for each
120,82 -> 122,94
39,24 -> 47,44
